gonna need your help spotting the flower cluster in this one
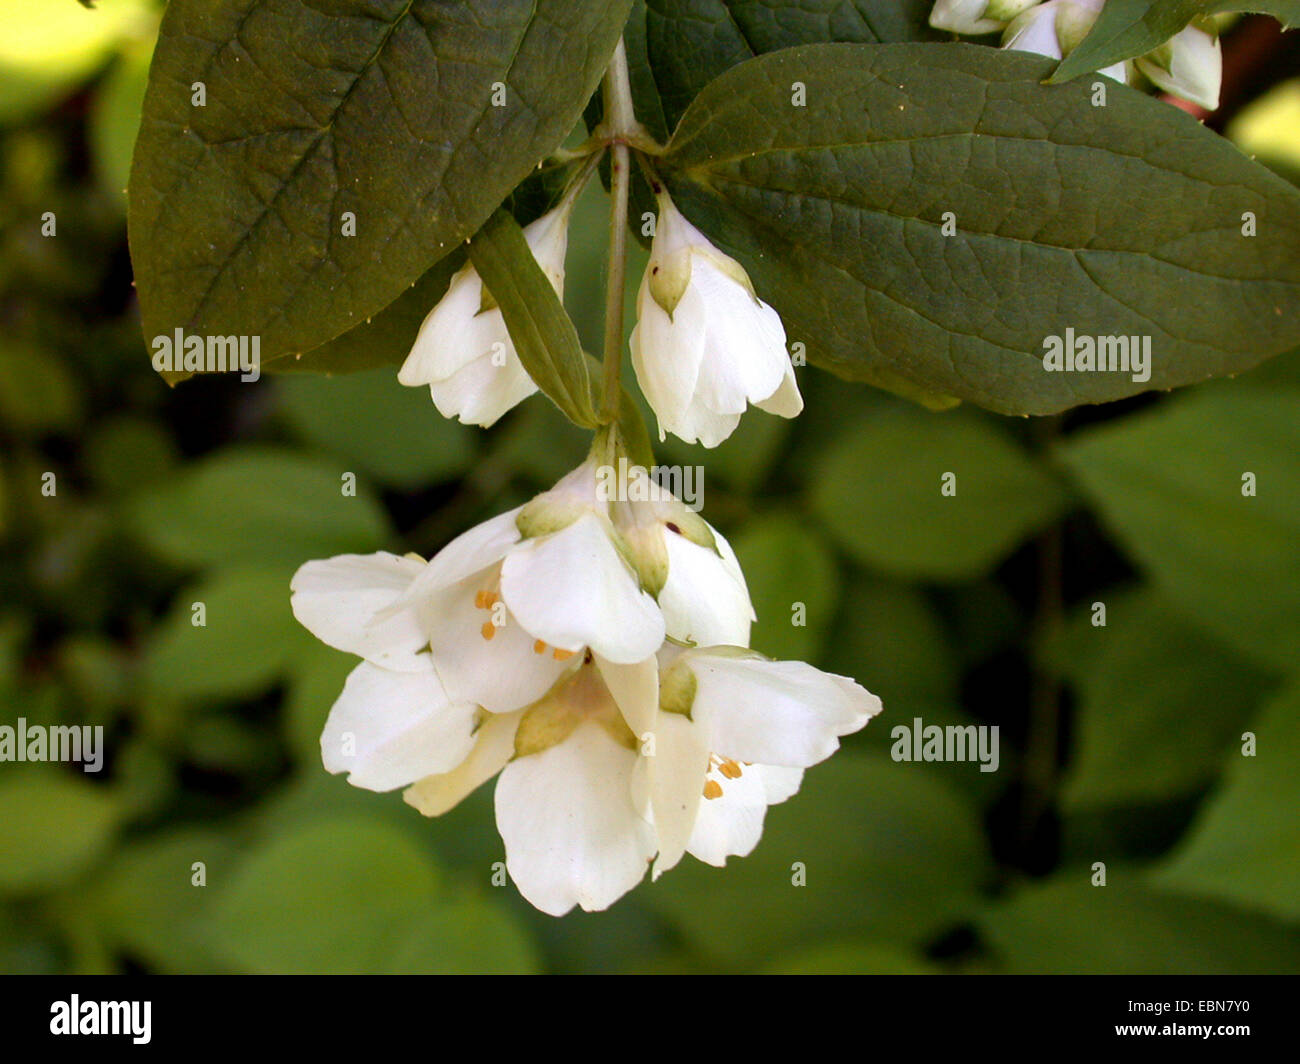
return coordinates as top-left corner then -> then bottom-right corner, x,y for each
294,124 -> 885,915
930,0 -> 1223,110
293,453 -> 880,914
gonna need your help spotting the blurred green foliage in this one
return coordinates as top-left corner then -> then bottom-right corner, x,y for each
0,0 -> 1298,975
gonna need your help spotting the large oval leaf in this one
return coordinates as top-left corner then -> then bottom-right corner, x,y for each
660,43 -> 1300,414
129,0 -> 631,362
644,0 -> 939,132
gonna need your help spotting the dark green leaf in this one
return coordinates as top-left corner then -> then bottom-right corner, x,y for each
468,209 -> 599,428
661,43 -> 1300,414
129,0 -> 632,362
264,253 -> 463,377
645,0 -> 939,132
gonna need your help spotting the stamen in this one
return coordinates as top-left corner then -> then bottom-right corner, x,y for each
480,621 -> 497,641
552,648 -> 575,661
533,640 -> 547,654
703,779 -> 723,800
473,590 -> 500,610
718,759 -> 743,779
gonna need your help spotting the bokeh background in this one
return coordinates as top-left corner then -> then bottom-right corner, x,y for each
1,0 -> 1298,974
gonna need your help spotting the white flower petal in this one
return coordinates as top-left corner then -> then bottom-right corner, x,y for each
495,722 -> 654,916
320,660 -> 477,792
659,529 -> 754,648
687,652 -> 881,767
631,294 -> 706,436
403,709 -> 523,817
290,552 -> 428,670
428,345 -> 538,427
647,709 -> 712,878
1136,25 -> 1221,110
671,403 -> 744,449
689,267 -> 789,415
1002,2 -> 1063,58
500,512 -> 665,664
686,762 -> 783,867
404,507 -> 522,599
397,265 -> 497,385
754,359 -> 804,419
522,207 -> 571,287
423,576 -> 571,713
930,0 -> 1006,36
594,654 -> 659,742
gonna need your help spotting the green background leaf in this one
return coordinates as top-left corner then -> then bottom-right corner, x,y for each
980,877 -> 1300,973
1152,682 -> 1300,922
809,404 -> 1066,580
1060,388 -> 1300,671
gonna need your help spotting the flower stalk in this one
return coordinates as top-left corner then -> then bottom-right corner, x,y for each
600,38 -> 636,425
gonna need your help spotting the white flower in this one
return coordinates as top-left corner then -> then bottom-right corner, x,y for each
403,645 -> 880,915
602,459 -> 754,647
1002,0 -> 1129,83
397,205 -> 570,427
401,473 -> 666,712
641,646 -> 881,877
630,193 -> 802,448
930,0 -> 1039,36
288,550 -> 483,790
1134,21 -> 1221,110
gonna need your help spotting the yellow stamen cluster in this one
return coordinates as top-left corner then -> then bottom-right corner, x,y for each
530,637 -> 576,661
475,589 -> 501,641
702,754 -> 746,799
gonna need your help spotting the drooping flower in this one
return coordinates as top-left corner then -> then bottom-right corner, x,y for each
397,204 -> 570,427
630,192 -> 802,448
403,645 -> 880,914
930,0 -> 1039,36
1133,20 -> 1221,111
603,459 -> 754,648
641,645 -> 881,878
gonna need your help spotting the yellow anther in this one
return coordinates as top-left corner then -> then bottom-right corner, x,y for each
474,590 -> 500,610
480,621 -> 497,641
533,640 -> 547,654
702,779 -> 723,800
552,648 -> 575,661
718,759 -> 743,779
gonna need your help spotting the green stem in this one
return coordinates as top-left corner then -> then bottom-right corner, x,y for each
600,38 -> 636,425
